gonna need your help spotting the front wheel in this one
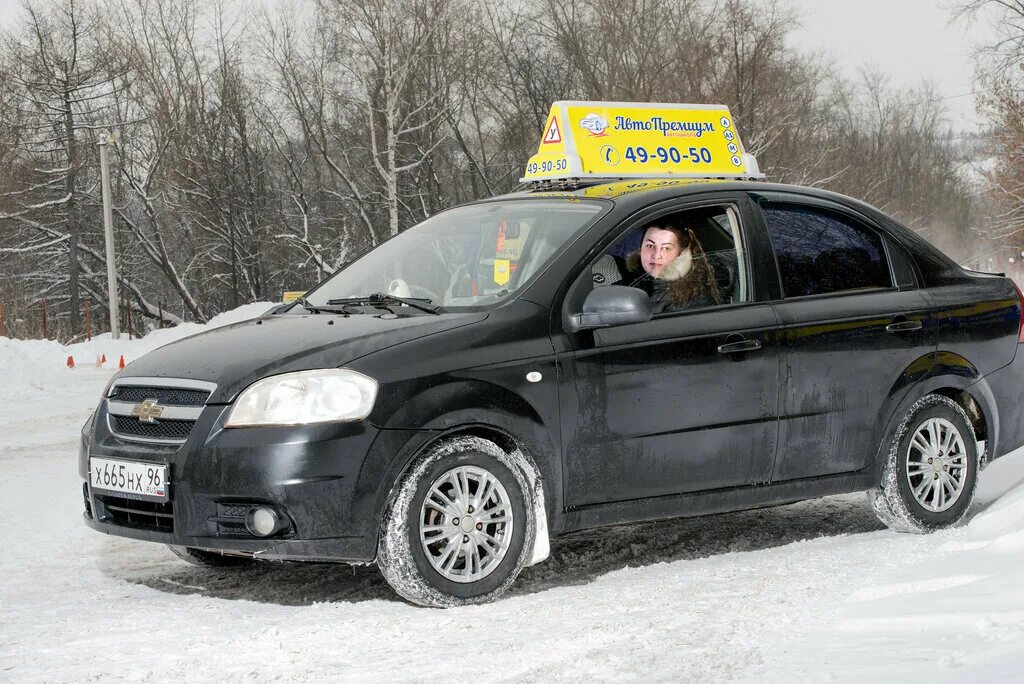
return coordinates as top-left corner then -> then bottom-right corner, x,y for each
869,394 -> 979,533
377,436 -> 536,607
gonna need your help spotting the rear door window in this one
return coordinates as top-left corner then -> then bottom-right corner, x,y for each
761,204 -> 893,298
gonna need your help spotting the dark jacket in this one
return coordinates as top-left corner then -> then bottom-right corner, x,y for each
626,250 -> 722,313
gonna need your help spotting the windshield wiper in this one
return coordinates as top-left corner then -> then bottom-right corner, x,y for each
294,297 -> 358,315
327,292 -> 442,314
295,297 -> 326,313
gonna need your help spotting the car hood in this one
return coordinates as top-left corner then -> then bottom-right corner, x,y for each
116,311 -> 488,403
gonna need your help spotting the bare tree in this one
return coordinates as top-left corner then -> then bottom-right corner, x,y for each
953,1 -> 1024,247
256,3 -> 382,268
323,0 -> 457,237
0,0 -> 984,335
1,0 -> 128,336
108,0 -> 278,319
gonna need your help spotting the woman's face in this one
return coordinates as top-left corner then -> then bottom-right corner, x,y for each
640,227 -> 682,277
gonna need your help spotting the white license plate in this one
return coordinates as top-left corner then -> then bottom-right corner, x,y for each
90,458 -> 168,500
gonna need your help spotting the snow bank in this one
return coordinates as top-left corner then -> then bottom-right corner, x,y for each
0,301 -> 275,401
0,336 -> 76,401
760,450 -> 1024,682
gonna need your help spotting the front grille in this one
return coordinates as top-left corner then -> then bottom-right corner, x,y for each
113,416 -> 195,441
109,386 -> 210,406
95,493 -> 174,532
106,378 -> 214,445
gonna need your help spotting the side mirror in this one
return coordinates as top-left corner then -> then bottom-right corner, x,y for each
570,285 -> 652,331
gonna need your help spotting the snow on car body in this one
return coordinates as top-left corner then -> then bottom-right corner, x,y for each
80,102 -> 1024,606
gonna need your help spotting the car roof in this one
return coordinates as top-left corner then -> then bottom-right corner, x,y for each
493,178 -> 882,217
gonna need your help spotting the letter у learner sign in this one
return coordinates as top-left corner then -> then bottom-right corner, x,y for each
522,101 -> 764,183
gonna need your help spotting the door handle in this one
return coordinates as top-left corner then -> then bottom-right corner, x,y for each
717,339 -> 762,354
886,320 -> 923,333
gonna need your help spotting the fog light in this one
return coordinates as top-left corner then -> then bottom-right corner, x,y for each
246,506 -> 283,537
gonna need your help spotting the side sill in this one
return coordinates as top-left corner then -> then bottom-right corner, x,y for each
563,470 -> 876,532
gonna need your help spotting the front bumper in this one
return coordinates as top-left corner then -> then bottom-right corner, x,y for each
80,402 -> 390,562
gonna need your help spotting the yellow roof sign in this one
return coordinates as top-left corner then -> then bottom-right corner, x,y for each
522,101 -> 763,183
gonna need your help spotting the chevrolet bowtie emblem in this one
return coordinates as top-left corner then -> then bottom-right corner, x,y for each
131,398 -> 164,423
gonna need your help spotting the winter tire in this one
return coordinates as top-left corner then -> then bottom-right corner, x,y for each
868,393 -> 979,533
167,545 -> 255,568
377,436 -> 536,607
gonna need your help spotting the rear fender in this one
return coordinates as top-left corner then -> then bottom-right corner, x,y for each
869,354 -> 997,482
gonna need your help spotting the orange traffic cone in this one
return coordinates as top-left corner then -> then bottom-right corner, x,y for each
101,353 -> 106,364
118,355 -> 125,369
66,355 -> 75,369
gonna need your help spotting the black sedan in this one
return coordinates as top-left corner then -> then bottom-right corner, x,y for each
81,178 -> 1024,607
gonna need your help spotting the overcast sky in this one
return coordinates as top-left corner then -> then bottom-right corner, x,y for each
787,0 -> 989,133
0,0 -> 992,133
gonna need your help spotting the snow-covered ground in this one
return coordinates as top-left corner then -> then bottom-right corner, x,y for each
1,307 -> 1023,682
0,302 -> 275,403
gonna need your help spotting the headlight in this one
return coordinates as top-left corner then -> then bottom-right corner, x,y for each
224,369 -> 378,427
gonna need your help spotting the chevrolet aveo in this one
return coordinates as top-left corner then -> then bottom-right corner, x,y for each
81,105 -> 1024,607
77,179 -> 1024,606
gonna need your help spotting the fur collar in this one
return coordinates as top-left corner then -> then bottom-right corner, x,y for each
625,246 -> 722,309
656,248 -> 693,282
626,248 -> 693,282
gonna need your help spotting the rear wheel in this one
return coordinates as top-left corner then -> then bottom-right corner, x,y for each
869,394 -> 979,533
377,436 -> 535,607
167,545 -> 254,568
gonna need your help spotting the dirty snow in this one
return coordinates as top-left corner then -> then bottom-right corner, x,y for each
1,306 -> 1023,681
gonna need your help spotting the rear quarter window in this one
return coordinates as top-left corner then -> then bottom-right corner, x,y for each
886,237 -> 917,289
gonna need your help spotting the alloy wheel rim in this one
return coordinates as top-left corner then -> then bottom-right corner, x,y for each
905,417 -> 968,513
419,465 -> 514,583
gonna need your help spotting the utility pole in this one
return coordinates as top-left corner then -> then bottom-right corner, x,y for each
98,132 -> 120,339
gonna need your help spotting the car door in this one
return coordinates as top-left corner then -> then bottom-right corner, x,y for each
751,192 -> 939,481
556,195 -> 783,508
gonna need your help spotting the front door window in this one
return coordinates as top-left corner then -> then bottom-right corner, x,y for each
592,205 -> 749,313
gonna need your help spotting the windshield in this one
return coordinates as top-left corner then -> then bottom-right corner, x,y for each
304,200 -> 604,310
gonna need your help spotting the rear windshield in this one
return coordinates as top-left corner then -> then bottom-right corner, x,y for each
305,199 -> 604,310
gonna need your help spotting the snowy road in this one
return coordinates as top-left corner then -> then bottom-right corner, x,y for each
1,365 -> 1023,682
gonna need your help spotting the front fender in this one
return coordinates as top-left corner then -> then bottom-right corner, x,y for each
351,379 -> 565,560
